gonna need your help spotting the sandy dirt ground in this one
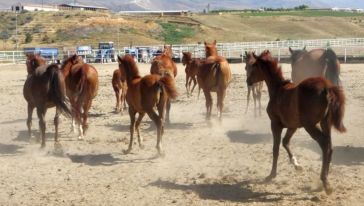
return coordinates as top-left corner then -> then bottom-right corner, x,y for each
0,61 -> 363,206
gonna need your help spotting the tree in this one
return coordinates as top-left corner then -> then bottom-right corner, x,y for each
0,30 -> 11,49
25,32 -> 32,43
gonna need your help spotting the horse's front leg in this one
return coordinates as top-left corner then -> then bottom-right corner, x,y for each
26,103 -> 35,139
190,76 -> 198,95
185,74 -> 190,97
69,97 -> 77,133
245,86 -> 251,114
135,112 -> 145,149
123,107 -> 136,154
54,108 -> 63,152
114,87 -> 121,112
217,88 -> 226,120
203,89 -> 212,119
266,121 -> 283,181
282,128 -> 301,170
252,86 -> 257,117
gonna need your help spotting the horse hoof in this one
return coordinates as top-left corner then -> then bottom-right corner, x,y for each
295,165 -> 303,171
264,174 -> 276,182
123,149 -> 131,155
324,183 -> 333,195
78,136 -> 84,141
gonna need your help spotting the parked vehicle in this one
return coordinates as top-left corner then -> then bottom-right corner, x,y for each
95,42 -> 115,63
23,47 -> 59,63
77,45 -> 93,63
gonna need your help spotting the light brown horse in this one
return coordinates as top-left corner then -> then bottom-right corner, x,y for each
244,51 -> 264,117
61,54 -> 99,140
247,51 -> 346,195
150,45 -> 177,123
289,47 -> 342,86
199,40 -> 232,119
182,51 -> 201,97
118,55 -> 177,156
112,68 -> 127,113
24,53 -> 71,148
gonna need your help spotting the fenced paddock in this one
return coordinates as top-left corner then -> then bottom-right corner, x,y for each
1,38 -> 364,64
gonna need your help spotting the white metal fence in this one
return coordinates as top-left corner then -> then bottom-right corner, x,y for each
2,38 -> 364,64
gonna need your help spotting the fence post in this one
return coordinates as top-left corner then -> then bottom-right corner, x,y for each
278,48 -> 281,62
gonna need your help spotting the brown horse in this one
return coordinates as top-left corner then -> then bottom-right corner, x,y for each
182,51 -> 202,97
118,55 -> 177,156
150,45 -> 177,123
199,40 -> 232,119
244,51 -> 264,117
61,54 -> 99,140
247,51 -> 346,195
24,53 -> 71,148
289,47 -> 342,86
112,68 -> 127,113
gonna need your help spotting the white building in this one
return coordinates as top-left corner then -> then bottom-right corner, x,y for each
11,3 -> 59,12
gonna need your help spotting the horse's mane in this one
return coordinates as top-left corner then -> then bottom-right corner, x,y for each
258,57 -> 290,85
121,55 -> 140,78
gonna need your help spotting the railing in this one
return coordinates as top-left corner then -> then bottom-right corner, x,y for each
2,38 -> 364,64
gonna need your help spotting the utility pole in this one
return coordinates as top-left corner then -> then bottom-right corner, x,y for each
15,11 -> 18,50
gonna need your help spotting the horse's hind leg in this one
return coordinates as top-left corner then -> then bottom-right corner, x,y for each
252,86 -> 257,117
190,77 -> 197,95
304,125 -> 333,195
282,128 -> 301,170
54,108 -> 62,151
36,107 -> 47,148
135,112 -> 145,149
203,90 -> 213,119
185,74 -> 190,97
245,86 -> 251,114
266,121 -> 283,181
81,100 -> 92,137
27,103 -> 35,139
123,107 -> 136,154
257,83 -> 262,116
217,89 -> 226,119
166,99 -> 171,124
114,87 -> 121,112
147,109 -> 164,156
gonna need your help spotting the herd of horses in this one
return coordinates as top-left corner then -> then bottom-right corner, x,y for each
22,40 -> 345,195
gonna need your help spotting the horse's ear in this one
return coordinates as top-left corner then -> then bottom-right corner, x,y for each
289,47 -> 293,54
117,55 -> 122,64
169,44 -> 172,48
245,51 -> 248,56
213,40 -> 217,45
303,46 -> 306,51
252,52 -> 258,59
204,41 -> 207,46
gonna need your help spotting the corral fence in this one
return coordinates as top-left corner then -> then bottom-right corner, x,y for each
1,38 -> 364,64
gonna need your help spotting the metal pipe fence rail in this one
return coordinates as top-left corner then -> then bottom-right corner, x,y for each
2,38 -> 364,64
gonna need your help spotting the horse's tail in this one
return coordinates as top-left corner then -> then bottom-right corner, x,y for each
159,74 -> 178,100
49,65 -> 72,118
327,86 -> 346,132
323,49 -> 341,86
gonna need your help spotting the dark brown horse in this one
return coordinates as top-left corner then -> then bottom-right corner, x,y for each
112,68 -> 127,113
247,51 -> 346,195
61,54 -> 99,140
24,53 -> 71,148
199,40 -> 232,119
118,55 -> 177,156
182,51 -> 201,97
150,45 -> 177,123
289,47 -> 342,86
244,51 -> 264,117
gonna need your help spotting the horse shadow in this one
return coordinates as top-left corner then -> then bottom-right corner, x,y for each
0,118 -> 27,125
226,130 -> 271,144
67,153 -> 157,166
68,153 -> 122,166
14,130 -> 71,143
302,141 -> 364,166
0,143 -> 23,155
149,179 -> 294,203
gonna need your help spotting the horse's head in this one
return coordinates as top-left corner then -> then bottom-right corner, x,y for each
289,46 -> 307,64
163,44 -> 173,58
25,53 -> 47,75
246,52 -> 269,86
182,52 -> 192,66
117,55 -> 139,79
204,40 -> 218,57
